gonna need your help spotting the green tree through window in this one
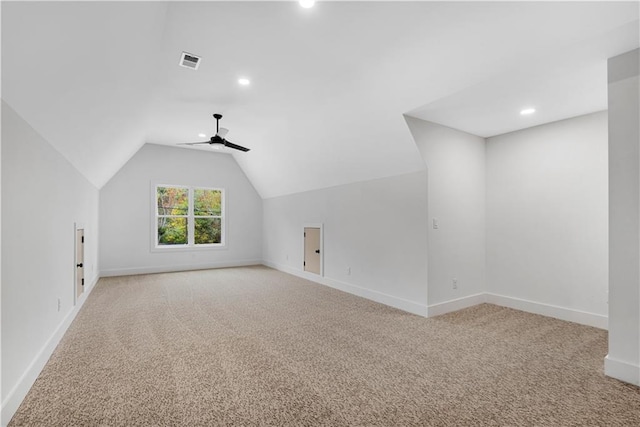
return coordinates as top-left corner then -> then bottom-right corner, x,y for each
194,189 -> 222,244
156,186 -> 224,247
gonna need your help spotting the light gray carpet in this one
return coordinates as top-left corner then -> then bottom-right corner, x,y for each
9,266 -> 640,426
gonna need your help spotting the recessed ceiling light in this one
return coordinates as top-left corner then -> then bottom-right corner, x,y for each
299,0 -> 315,8
198,133 -> 206,138
238,78 -> 250,86
520,108 -> 536,115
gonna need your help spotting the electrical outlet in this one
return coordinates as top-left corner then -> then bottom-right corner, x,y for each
57,298 -> 61,312
452,278 -> 458,290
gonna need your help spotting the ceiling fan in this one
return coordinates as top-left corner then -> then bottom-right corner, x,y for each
179,113 -> 250,152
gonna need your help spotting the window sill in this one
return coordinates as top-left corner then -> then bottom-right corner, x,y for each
150,244 -> 227,253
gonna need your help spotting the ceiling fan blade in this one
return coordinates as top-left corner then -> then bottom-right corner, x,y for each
176,114 -> 248,152
223,140 -> 250,152
217,127 -> 229,139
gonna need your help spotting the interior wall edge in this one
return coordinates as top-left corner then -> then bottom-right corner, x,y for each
425,292 -> 607,329
427,293 -> 487,317
0,275 -> 100,427
0,99 -> 99,193
604,355 -> 640,387
485,292 -> 608,330
100,260 -> 263,278
262,261 -> 428,317
261,258 -> 608,330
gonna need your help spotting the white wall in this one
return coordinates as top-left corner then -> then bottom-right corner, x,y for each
486,111 -> 609,328
99,144 -> 262,276
405,117 -> 486,314
1,101 -> 100,424
606,48 -> 639,385
262,171 -> 428,315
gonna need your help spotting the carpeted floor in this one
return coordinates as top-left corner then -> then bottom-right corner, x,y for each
9,266 -> 640,426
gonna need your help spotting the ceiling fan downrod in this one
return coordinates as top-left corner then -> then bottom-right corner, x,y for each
213,113 -> 222,135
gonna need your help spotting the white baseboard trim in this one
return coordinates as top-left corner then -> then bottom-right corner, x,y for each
604,355 -> 640,386
485,292 -> 608,330
100,259 -> 263,277
427,293 -> 487,317
1,274 -> 100,427
261,261 -> 609,328
263,260 -> 428,316
423,292 -> 607,329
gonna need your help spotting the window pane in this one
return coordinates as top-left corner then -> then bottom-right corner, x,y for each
194,189 -> 222,216
157,217 -> 188,245
157,187 -> 189,216
195,218 -> 222,244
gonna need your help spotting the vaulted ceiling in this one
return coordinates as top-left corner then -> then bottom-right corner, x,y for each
2,1 -> 638,198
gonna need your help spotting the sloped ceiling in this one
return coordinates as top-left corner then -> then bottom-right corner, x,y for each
2,1 -> 638,198
2,1 -> 169,189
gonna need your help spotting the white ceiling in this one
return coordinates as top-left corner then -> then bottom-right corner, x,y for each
2,1 -> 638,198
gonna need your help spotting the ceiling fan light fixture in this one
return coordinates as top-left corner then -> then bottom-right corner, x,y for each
299,0 -> 315,9
177,113 -> 250,152
218,127 -> 229,138
238,77 -> 251,86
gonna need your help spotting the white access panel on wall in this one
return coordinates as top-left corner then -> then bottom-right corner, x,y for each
303,224 -> 323,276
74,224 -> 85,304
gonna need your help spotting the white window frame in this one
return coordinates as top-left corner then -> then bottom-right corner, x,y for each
152,183 -> 226,251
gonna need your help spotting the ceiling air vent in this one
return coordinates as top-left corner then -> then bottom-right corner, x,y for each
179,52 -> 201,70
